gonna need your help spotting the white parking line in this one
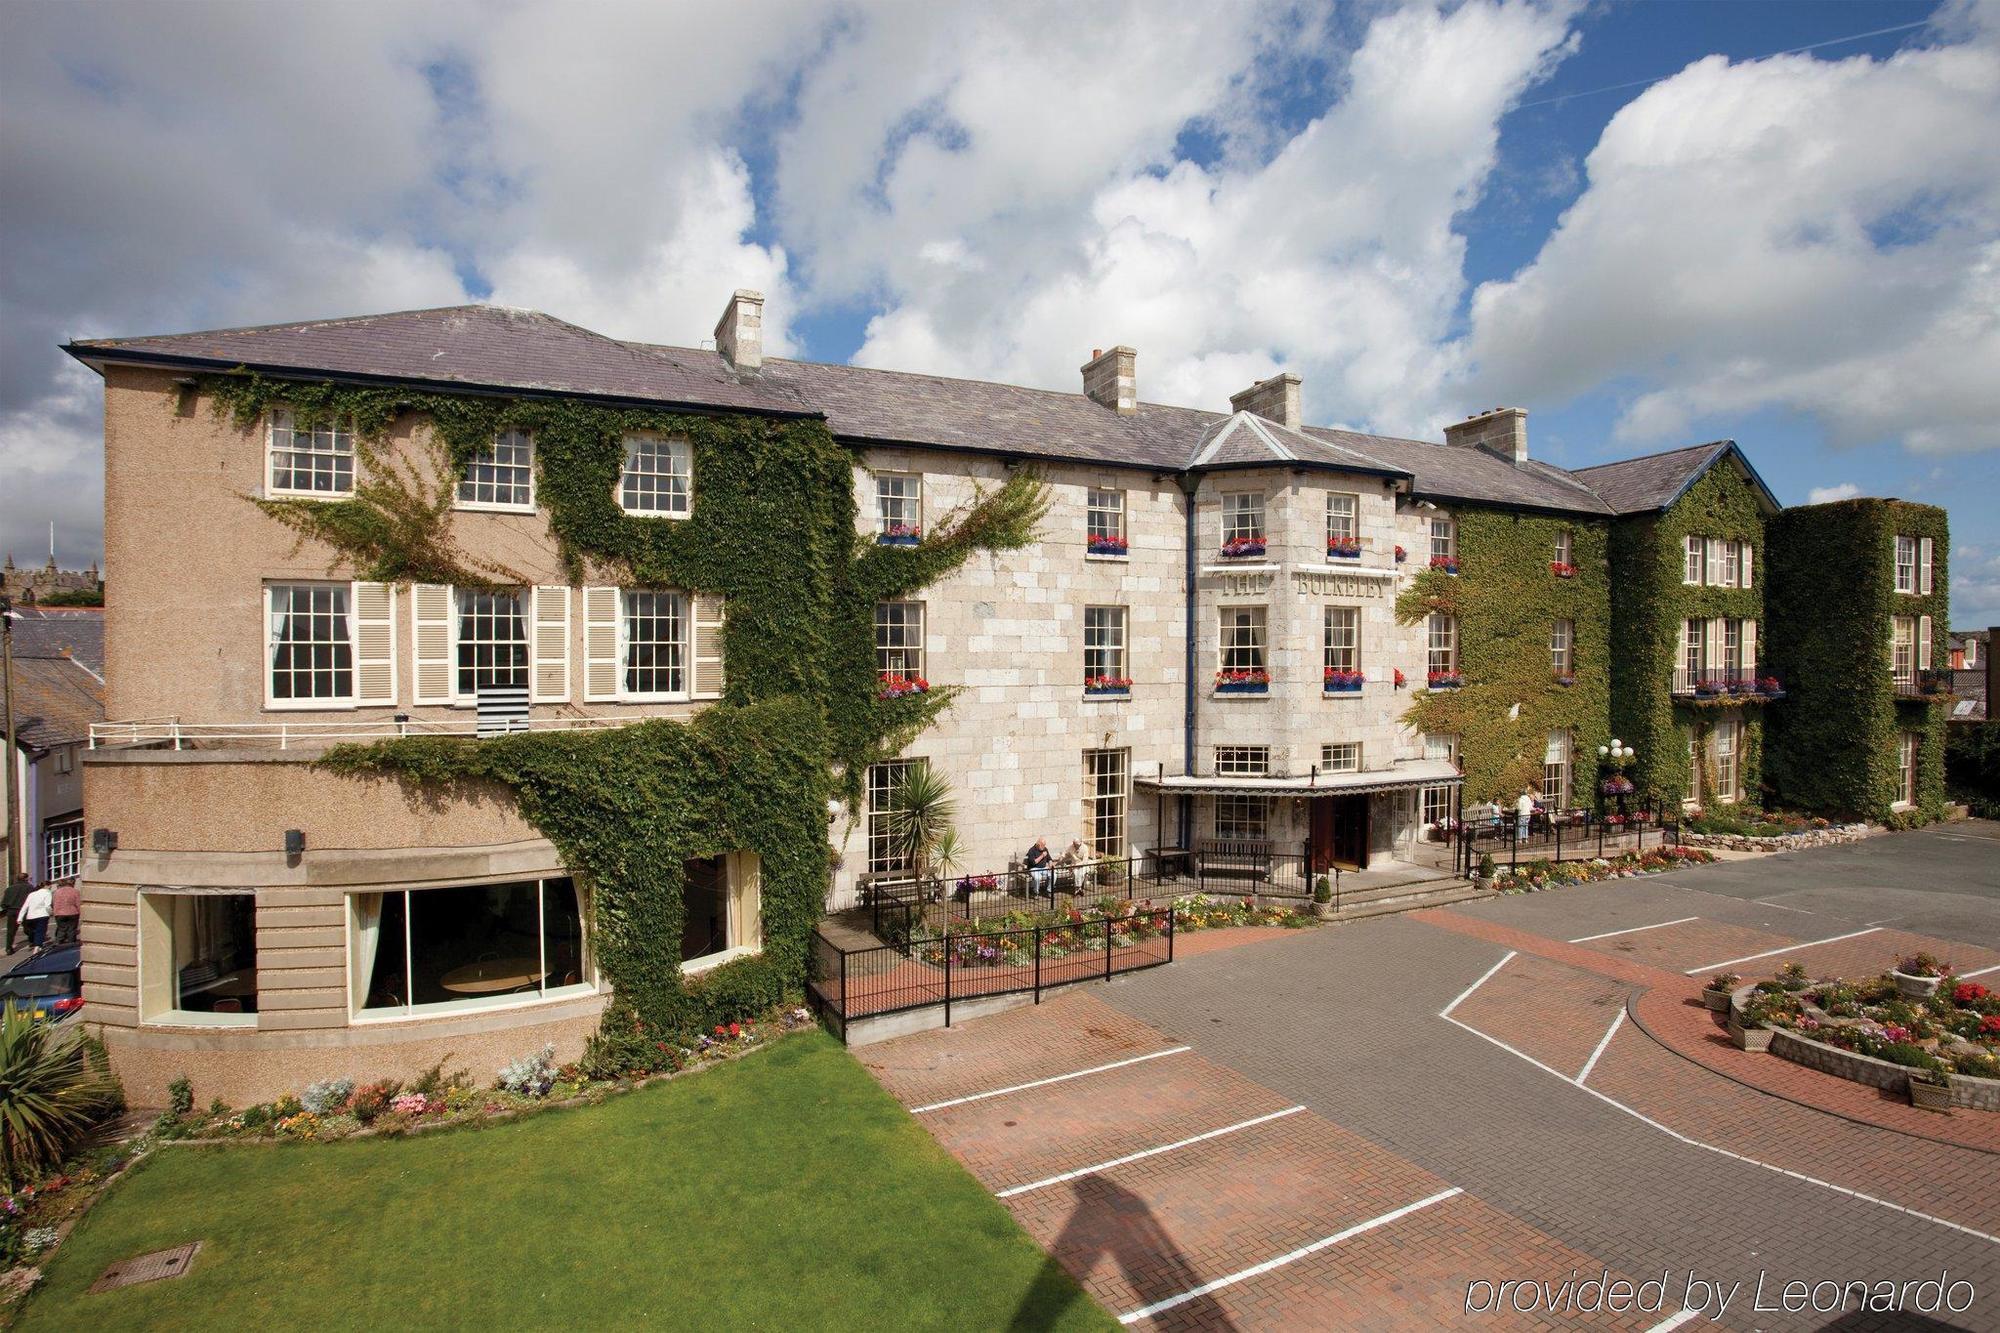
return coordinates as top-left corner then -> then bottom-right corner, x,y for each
1568,916 -> 1699,944
908,1046 -> 1192,1114
1681,926 -> 1883,976
1576,1009 -> 1626,1084
1961,962 -> 2000,979
1438,999 -> 2000,1247
1116,1187 -> 1465,1324
996,1106 -> 1307,1198
1646,1309 -> 1702,1332
1753,898 -> 1814,914
1440,950 -> 1516,1018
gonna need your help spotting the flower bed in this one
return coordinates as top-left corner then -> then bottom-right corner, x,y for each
1679,806 -> 1871,853
903,895 -> 1313,968
1488,845 -> 1715,892
1752,973 -> 2000,1111
151,1007 -> 820,1146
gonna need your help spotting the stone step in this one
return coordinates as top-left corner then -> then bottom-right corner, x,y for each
1331,882 -> 1489,922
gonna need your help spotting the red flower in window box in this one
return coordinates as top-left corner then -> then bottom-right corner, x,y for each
1394,545 -> 1407,563
878,523 -> 922,545
1550,561 -> 1577,578
1087,534 -> 1129,556
1426,670 -> 1464,689
877,674 -> 930,700
1214,669 -> 1270,693
1326,536 -> 1361,558
1220,536 -> 1267,558
1394,668 -> 1407,689
1429,555 -> 1459,574
1321,668 -> 1364,692
1554,672 -> 1576,687
1084,675 -> 1133,694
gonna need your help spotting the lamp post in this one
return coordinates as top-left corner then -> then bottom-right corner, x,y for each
1596,740 -> 1635,822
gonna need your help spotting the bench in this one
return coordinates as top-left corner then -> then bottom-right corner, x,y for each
1195,838 -> 1273,883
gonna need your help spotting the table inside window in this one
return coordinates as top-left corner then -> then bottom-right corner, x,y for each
439,958 -> 547,995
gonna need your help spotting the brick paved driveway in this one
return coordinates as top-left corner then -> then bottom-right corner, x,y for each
858,822 -> 2000,1329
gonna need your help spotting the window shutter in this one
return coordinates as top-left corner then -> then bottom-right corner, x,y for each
1742,619 -> 1757,672
1919,537 -> 1933,595
1919,615 -> 1932,671
584,586 -> 620,702
412,584 -> 454,704
532,586 -> 570,703
693,593 -> 726,699
1740,543 -> 1753,590
1705,619 -> 1722,676
353,582 -> 397,705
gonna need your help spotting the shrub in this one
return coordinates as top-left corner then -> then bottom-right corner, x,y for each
300,1078 -> 355,1115
1312,875 -> 1333,904
687,956 -> 793,1035
166,1074 -> 194,1119
0,1005 -> 123,1188
408,1057 -> 469,1099
347,1080 -> 401,1124
1705,973 -> 1740,993
497,1044 -> 558,1098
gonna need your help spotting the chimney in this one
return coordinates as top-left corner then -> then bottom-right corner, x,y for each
1081,346 -> 1137,414
1444,407 -> 1529,464
1229,373 -> 1302,429
713,289 -> 765,370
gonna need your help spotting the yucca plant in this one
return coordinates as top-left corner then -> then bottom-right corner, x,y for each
888,763 -> 958,894
0,1005 -> 123,1190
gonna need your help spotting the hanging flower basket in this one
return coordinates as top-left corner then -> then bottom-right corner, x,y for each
1550,560 -> 1577,578
1327,537 -> 1361,559
1393,668 -> 1407,690
1394,545 -> 1407,563
877,674 -> 930,700
1426,670 -> 1464,690
1220,536 -> 1267,558
1602,775 -> 1634,796
1429,555 -> 1459,575
1084,675 -> 1133,696
1322,669 -> 1364,694
878,524 -> 922,546
1215,669 -> 1270,694
1087,535 -> 1129,556
1757,675 -> 1785,699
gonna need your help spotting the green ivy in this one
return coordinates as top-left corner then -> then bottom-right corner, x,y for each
1765,499 -> 1950,821
1607,466 -> 1768,808
196,371 -> 1046,1042
1946,720 -> 2000,818
1398,510 -> 1610,804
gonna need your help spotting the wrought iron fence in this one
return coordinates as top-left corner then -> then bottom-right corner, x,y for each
865,852 -> 1170,939
810,904 -> 1176,1029
1452,802 -> 1683,878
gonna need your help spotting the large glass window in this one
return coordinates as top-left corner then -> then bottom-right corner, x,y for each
1220,606 -> 1266,673
268,583 -> 353,702
1214,794 -> 1268,841
1321,742 -> 1361,773
1541,730 -> 1572,807
1326,493 -> 1359,552
1324,606 -> 1360,675
1683,536 -> 1703,585
875,601 -> 925,680
1713,720 -> 1740,803
682,857 -> 729,964
1084,606 -> 1127,685
44,818 -> 83,884
352,877 -> 588,1016
457,430 -> 535,509
877,472 -> 922,539
1421,733 -> 1459,829
1221,492 -> 1265,549
140,891 -> 258,1025
866,760 -> 920,875
1553,529 -> 1572,569
457,590 -> 529,697
1683,619 -> 1706,678
1085,749 -> 1129,856
622,590 -> 686,698
267,408 -> 354,496
1086,488 -> 1127,554
619,434 -> 693,517
1892,616 -> 1917,685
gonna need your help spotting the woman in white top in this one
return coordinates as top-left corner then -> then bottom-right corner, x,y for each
16,884 -> 54,949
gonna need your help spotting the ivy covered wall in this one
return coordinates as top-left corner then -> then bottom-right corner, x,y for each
1606,463 -> 1769,808
1765,499 -> 1950,822
198,374 -> 1044,1043
1399,508 -> 1610,804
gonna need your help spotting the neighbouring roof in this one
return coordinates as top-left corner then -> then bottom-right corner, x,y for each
1952,629 -> 1992,646
10,655 -> 104,752
10,608 -> 104,677
1570,440 -> 1779,516
65,303 -> 1735,517
1950,672 -> 1987,723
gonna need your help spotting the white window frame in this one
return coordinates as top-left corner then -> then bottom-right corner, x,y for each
1713,719 -> 1741,803
618,589 -> 690,702
456,429 -> 536,512
875,601 -> 925,680
1421,733 -> 1459,829
1897,732 -> 1919,808
1084,605 -> 1127,685
454,588 -> 532,702
137,889 -> 259,1028
44,817 -> 84,884
1321,742 -> 1362,773
347,876 -> 598,1023
1683,619 -> 1706,678
1326,492 -> 1359,552
1895,536 -> 1918,595
265,581 -> 373,711
265,408 -> 356,498
1214,745 -> 1270,777
1427,612 -> 1457,676
1683,536 -> 1703,586
1550,618 -> 1573,674
1430,517 -> 1457,562
617,434 -> 693,518
1553,529 -> 1572,568
1085,748 -> 1130,857
867,759 -> 922,875
876,472 -> 922,538
1541,730 -> 1572,807
1324,605 -> 1360,674
1221,491 -> 1266,548
1892,615 -> 1917,685
1722,541 -> 1741,589
1213,793 -> 1269,841
1086,487 -> 1127,555
1219,605 -> 1267,674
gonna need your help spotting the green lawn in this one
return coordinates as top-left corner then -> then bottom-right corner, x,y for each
25,1033 -> 1110,1331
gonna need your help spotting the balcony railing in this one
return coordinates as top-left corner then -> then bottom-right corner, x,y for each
90,713 -> 649,751
1669,667 -> 1783,700
1892,669 -> 1953,700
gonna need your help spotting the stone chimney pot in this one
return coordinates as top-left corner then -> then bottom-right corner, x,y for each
1081,346 -> 1138,415
1229,373 -> 1302,429
1444,407 -> 1528,464
714,289 -> 765,370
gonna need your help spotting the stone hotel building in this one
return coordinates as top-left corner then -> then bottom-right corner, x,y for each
63,295 -> 1949,1101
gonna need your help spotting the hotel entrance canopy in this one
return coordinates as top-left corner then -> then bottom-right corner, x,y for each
1135,760 -> 1463,797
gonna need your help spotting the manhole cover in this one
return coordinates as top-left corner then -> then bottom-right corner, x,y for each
88,1241 -> 201,1292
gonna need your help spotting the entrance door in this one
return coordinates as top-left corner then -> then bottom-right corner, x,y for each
1311,796 -> 1370,871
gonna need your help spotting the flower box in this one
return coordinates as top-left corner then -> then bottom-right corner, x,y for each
1084,676 -> 1133,696
1909,1074 -> 1954,1113
1550,561 -> 1577,578
1893,969 -> 1943,999
1601,775 -> 1634,796
1429,555 -> 1459,575
1215,669 -> 1270,694
1701,985 -> 1734,1013
1322,670 -> 1364,694
1220,537 -> 1267,558
877,674 -> 930,700
1326,539 -> 1361,559
1087,536 -> 1129,557
1426,671 -> 1464,690
877,525 -> 922,546
1554,674 -> 1576,688
1726,1014 -> 1772,1052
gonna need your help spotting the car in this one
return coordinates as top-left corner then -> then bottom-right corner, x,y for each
0,943 -> 83,1022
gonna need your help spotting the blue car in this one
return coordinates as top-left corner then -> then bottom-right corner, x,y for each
0,944 -> 83,1022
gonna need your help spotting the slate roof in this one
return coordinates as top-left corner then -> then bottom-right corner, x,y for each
67,303 -> 1724,517
10,608 -> 104,678
9,657 -> 103,752
1569,440 -> 1783,517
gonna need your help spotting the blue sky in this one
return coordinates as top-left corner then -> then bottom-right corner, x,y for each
2,0 -> 1995,621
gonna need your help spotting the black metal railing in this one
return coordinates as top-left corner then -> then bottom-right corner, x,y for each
1670,666 -> 1782,699
809,904 -> 1176,1028
1451,802 -> 1684,878
865,852 -> 1180,940
1891,669 -> 1953,700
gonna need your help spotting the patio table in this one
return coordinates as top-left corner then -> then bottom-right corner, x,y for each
440,958 -> 546,995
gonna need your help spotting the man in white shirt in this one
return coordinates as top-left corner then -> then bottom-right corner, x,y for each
16,883 -> 54,950
1516,789 -> 1535,843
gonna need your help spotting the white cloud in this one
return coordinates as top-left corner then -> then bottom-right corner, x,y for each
1467,7 -> 2000,454
1951,544 -> 2000,629
1806,482 -> 1862,504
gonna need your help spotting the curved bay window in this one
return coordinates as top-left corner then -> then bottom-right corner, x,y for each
139,891 -> 259,1026
351,877 -> 591,1017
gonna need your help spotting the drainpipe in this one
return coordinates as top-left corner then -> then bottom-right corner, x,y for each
1176,471 -> 1201,850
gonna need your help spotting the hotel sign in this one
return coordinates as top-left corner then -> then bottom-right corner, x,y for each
1290,568 -> 1390,599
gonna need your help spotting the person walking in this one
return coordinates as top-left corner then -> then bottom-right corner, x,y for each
1515,788 -> 1535,844
16,882 -> 53,950
1,876 -> 28,953
50,880 -> 82,945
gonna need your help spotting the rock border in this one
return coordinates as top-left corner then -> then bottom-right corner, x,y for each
1768,1026 -> 2000,1112
1679,822 -> 1872,854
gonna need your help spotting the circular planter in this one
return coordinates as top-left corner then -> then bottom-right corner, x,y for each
1311,899 -> 1336,920
1909,1077 -> 1954,1113
1893,970 -> 1942,999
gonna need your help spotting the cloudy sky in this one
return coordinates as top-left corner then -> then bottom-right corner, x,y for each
3,0 -> 1997,622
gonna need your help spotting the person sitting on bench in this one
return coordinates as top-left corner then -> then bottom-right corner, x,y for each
1024,837 -> 1054,891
